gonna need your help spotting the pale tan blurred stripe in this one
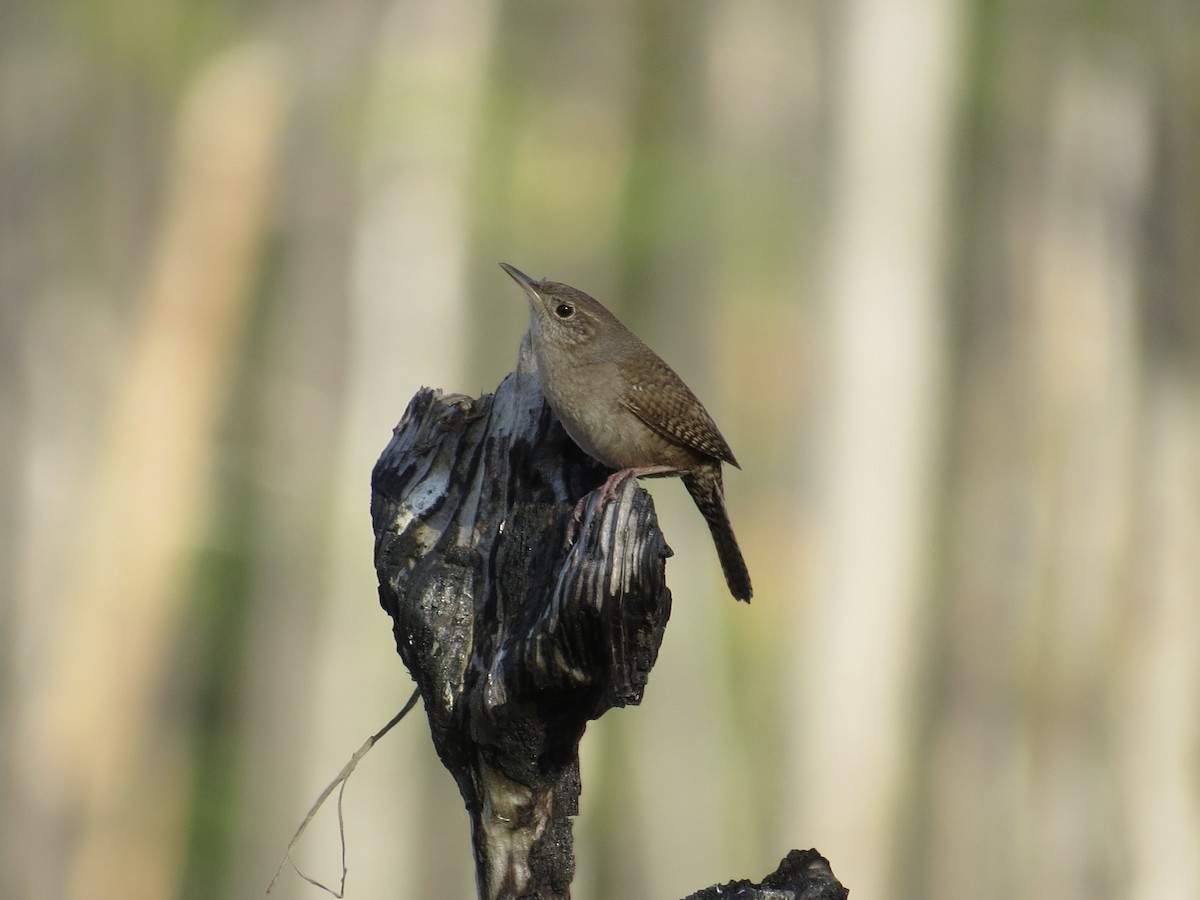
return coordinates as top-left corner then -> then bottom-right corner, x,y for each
17,43 -> 286,900
789,0 -> 961,896
1018,52 -> 1149,900
1120,380 -> 1200,900
930,48 -> 1159,900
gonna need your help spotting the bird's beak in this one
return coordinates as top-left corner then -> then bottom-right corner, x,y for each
499,262 -> 541,307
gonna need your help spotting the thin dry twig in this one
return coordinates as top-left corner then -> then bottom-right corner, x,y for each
266,688 -> 422,895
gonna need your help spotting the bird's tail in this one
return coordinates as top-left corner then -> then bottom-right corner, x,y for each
682,468 -> 753,602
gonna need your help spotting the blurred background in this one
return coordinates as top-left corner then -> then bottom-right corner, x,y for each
3,0 -> 1198,898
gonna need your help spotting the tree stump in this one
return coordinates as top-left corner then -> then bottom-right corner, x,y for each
370,339 -> 846,900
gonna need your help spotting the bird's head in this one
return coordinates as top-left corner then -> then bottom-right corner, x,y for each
500,262 -> 617,354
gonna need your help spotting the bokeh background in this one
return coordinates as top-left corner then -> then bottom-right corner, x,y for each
3,0 -> 1198,898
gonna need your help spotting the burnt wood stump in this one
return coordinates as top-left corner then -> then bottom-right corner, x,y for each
370,342 -> 846,900
370,342 -> 672,900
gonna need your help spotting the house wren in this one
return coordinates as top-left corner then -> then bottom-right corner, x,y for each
500,262 -> 752,602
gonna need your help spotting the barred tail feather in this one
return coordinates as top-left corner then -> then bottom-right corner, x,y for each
682,468 -> 753,602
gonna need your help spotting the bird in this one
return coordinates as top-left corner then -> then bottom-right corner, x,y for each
500,262 -> 752,602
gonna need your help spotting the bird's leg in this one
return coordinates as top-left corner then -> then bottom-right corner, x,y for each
567,465 -> 682,542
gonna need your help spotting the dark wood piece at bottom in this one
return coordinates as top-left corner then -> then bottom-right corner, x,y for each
684,849 -> 848,900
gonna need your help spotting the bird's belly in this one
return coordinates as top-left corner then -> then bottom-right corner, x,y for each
559,413 -> 628,468
552,398 -> 692,471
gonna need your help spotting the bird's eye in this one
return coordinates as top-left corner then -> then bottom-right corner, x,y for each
554,302 -> 575,319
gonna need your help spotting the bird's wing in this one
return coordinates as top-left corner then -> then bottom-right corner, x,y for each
619,356 -> 739,467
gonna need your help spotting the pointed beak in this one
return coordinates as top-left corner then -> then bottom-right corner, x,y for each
499,262 -> 541,307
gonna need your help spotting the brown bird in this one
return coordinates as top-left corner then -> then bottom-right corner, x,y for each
501,262 -> 752,602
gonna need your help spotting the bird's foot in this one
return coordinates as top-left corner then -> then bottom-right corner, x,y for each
565,466 -> 680,544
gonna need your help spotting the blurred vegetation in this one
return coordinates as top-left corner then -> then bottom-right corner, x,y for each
2,1 -> 1198,899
